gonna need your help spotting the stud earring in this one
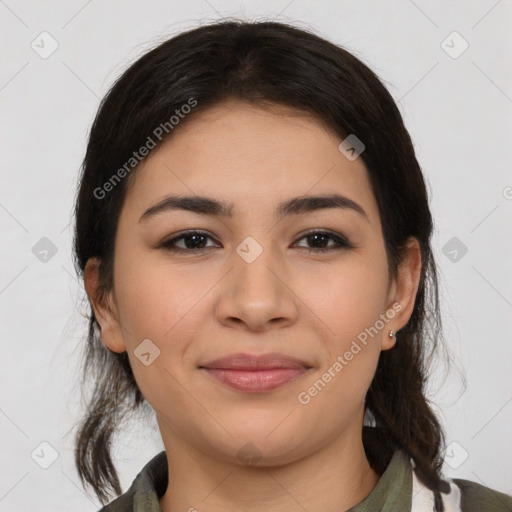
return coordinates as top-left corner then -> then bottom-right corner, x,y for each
388,330 -> 396,339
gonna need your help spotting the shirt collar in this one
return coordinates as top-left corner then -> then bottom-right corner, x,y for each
347,449 -> 412,511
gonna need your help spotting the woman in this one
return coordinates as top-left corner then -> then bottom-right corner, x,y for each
73,20 -> 512,511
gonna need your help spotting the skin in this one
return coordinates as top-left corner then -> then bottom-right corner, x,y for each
85,99 -> 421,512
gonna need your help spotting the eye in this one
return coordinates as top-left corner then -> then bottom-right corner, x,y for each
160,231 -> 219,253
293,229 -> 353,254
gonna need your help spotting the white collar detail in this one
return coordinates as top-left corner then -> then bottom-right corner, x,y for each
411,465 -> 462,511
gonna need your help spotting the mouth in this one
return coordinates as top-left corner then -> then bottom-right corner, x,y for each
198,353 -> 312,393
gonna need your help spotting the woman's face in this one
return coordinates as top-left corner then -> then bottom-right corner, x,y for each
87,99 -> 419,466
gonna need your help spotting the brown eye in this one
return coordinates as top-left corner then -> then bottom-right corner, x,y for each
293,230 -> 352,254
160,231 -> 219,253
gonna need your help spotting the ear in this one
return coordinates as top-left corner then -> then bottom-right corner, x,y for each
84,257 -> 127,353
381,237 -> 422,351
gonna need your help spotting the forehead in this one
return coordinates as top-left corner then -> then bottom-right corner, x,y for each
122,100 -> 379,223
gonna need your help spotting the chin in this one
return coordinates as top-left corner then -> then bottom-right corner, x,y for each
204,419 -> 308,465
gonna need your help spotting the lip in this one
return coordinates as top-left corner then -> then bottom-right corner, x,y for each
200,352 -> 312,370
199,353 -> 312,392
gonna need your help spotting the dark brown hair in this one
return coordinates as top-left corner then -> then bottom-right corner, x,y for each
73,19 -> 451,509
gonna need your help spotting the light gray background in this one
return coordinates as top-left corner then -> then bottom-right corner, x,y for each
1,1 -> 511,510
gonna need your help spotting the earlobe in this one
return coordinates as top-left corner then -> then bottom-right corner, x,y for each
84,257 -> 127,353
382,237 -> 422,350
381,330 -> 397,351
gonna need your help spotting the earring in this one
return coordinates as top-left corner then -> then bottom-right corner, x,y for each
388,330 -> 396,339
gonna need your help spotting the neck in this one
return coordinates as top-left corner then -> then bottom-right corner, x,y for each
159,427 -> 381,512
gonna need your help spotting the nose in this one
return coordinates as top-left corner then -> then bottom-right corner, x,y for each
215,241 -> 300,333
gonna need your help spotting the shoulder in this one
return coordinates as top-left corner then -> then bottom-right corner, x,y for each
411,459 -> 512,512
97,451 -> 168,512
452,478 -> 512,512
97,491 -> 134,512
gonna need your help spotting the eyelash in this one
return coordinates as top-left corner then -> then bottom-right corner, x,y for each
159,229 -> 353,255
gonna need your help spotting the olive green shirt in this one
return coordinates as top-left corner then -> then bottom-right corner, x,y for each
98,443 -> 512,511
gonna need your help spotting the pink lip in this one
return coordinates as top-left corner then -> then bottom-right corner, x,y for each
199,353 -> 312,392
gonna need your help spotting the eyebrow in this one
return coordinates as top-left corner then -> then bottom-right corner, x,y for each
139,193 -> 369,223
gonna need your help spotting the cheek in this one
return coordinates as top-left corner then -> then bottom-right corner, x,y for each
112,249 -> 199,416
299,249 -> 389,402
113,246 -> 197,342
111,247 -> 213,395
307,249 -> 390,343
